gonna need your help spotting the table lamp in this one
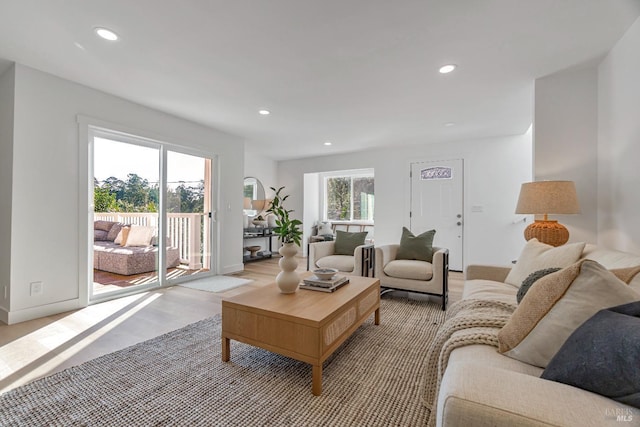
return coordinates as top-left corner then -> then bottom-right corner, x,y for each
515,180 -> 580,246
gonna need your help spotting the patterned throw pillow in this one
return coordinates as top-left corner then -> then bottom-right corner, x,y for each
517,268 -> 561,304
94,230 -> 109,241
106,223 -> 123,241
396,227 -> 436,262
94,220 -> 116,232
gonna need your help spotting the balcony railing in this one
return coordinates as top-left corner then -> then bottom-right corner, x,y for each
94,212 -> 209,269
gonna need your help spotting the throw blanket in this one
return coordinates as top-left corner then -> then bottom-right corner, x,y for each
423,299 -> 517,427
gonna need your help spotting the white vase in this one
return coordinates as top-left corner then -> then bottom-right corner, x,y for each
243,214 -> 249,229
266,213 -> 278,228
276,242 -> 300,293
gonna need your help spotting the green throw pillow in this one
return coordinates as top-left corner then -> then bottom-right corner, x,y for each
334,230 -> 367,255
396,227 -> 436,262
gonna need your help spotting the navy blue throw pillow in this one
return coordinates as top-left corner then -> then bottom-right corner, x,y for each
541,301 -> 640,409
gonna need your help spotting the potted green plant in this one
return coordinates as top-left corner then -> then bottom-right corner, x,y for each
267,186 -> 302,293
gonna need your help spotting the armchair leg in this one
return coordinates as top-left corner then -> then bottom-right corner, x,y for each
441,251 -> 449,311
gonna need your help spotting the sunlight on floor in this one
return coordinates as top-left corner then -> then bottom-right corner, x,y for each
0,292 -> 162,392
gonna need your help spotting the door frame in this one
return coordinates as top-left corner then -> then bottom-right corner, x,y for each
77,115 -> 219,306
407,157 -> 465,271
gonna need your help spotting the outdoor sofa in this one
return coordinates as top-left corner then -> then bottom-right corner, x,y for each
93,220 -> 180,276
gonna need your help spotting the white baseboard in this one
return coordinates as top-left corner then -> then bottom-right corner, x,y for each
222,263 -> 245,275
4,298 -> 82,325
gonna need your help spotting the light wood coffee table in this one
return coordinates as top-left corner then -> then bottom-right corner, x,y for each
221,275 -> 380,395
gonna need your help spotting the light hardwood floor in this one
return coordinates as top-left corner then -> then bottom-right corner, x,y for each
0,258 -> 463,394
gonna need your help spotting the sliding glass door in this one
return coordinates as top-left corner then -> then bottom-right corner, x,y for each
89,128 -> 215,301
166,151 -> 213,281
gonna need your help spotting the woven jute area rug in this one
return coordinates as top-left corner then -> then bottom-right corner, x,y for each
0,297 -> 446,426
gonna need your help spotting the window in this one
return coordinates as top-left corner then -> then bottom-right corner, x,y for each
323,170 -> 374,222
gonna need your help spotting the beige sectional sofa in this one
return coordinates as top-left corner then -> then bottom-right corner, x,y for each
436,244 -> 640,427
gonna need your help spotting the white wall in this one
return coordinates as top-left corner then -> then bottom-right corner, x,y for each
534,65 -> 599,244
302,173 -> 321,256
0,64 -> 14,316
598,16 -> 640,253
278,132 -> 533,269
5,64 -> 244,324
244,150 -> 277,196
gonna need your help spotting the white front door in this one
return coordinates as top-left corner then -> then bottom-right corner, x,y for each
410,159 -> 464,271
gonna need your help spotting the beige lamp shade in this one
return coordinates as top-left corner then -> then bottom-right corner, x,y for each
515,181 -> 580,246
515,181 -> 580,215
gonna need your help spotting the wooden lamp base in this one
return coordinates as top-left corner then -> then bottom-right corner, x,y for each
524,220 -> 569,247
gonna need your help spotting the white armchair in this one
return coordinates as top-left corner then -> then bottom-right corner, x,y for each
308,241 -> 368,276
374,245 -> 449,310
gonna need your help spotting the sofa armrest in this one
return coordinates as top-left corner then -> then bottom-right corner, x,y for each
431,247 -> 449,284
352,244 -> 370,276
374,244 -> 399,276
308,241 -> 336,270
465,265 -> 511,282
438,363 -> 631,427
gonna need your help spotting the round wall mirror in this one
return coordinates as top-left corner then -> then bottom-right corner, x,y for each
243,177 -> 266,215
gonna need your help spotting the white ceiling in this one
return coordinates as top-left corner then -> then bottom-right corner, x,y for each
0,1 -> 639,160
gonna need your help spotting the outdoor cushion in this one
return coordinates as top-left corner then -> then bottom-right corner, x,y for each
94,230 -> 109,241
106,223 -> 123,241
94,220 -> 117,232
115,226 -> 131,245
125,225 -> 155,247
383,259 -> 433,281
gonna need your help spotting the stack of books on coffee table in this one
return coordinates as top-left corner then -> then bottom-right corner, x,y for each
300,275 -> 350,292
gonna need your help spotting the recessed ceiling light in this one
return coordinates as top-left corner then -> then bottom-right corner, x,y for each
445,122 -> 455,127
259,110 -> 270,115
439,64 -> 457,74
95,27 -> 118,41
324,141 -> 332,146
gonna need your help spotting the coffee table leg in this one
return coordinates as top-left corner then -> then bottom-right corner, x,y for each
222,336 -> 230,362
312,364 -> 322,396
375,307 -> 380,325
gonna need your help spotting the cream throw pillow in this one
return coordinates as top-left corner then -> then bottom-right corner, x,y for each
504,239 -> 585,287
114,226 -> 130,245
125,225 -> 155,247
498,260 -> 640,368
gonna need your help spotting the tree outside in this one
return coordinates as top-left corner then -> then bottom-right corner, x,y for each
326,176 -> 374,221
94,173 -> 204,214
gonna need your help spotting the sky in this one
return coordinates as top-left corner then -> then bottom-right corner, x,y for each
93,137 -> 206,188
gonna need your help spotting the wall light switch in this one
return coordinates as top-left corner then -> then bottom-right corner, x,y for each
30,281 -> 43,296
